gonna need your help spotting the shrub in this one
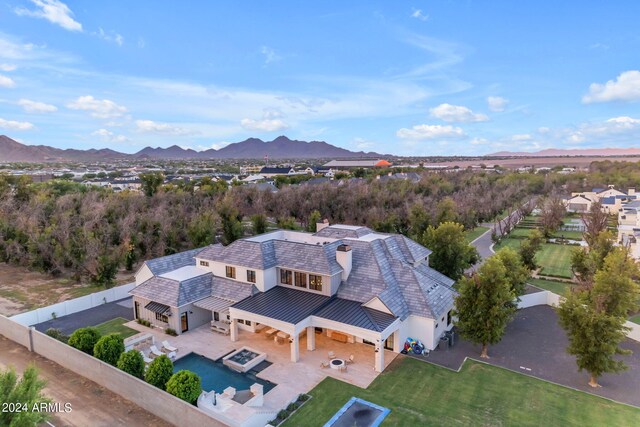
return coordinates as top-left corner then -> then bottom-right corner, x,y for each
145,355 -> 173,389
117,350 -> 145,379
45,328 -> 68,343
166,370 -> 202,404
165,328 -> 177,336
277,409 -> 289,420
297,393 -> 309,402
137,318 -> 151,327
68,327 -> 101,354
287,402 -> 298,411
93,334 -> 125,366
0,364 -> 51,426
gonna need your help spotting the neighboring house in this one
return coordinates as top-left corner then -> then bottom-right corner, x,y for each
258,167 -> 295,177
565,185 -> 637,213
564,194 -> 593,213
618,200 -> 640,259
130,223 -> 456,372
323,159 -> 392,169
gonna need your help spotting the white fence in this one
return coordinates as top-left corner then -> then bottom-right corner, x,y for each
518,289 -> 639,342
10,283 -> 136,326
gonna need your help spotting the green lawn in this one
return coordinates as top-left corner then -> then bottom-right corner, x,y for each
630,314 -> 640,325
551,230 -> 584,241
284,358 -> 640,427
94,317 -> 138,339
494,239 -> 574,279
464,226 -> 489,243
528,278 -> 572,295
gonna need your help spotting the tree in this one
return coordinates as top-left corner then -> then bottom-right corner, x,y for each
558,293 -> 630,388
571,230 -> 616,286
591,248 -> 640,318
92,255 -> 119,287
93,334 -> 125,366
68,327 -> 101,354
581,202 -> 609,247
140,172 -> 164,197
277,217 -> 297,230
117,350 -> 146,379
187,212 -> 217,247
217,200 -> 244,245
307,210 -> 322,232
145,355 -> 173,389
408,203 -> 430,240
493,247 -> 529,298
539,196 -> 566,237
421,222 -> 479,281
0,365 -> 51,426
518,229 -> 543,270
251,214 -> 268,235
454,257 -> 517,358
435,197 -> 458,225
166,370 -> 202,404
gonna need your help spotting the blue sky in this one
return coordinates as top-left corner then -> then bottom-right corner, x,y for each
1,1 -> 640,156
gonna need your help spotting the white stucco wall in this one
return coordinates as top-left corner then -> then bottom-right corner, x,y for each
179,303 -> 212,333
135,264 -> 154,285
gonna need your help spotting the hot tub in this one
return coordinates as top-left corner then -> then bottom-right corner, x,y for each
222,347 -> 267,373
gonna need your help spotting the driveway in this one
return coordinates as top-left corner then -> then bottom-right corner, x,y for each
415,305 -> 640,407
35,297 -> 134,335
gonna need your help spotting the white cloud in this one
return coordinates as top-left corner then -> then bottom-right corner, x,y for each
411,9 -> 429,21
429,103 -> 488,122
15,0 -> 82,32
260,46 -> 281,65
240,118 -> 288,132
0,74 -> 16,88
135,119 -> 192,136
583,70 -> 640,103
470,137 -> 489,145
511,133 -> 532,141
487,96 -> 509,112
67,96 -> 127,118
0,118 -> 34,130
91,128 -> 127,143
396,124 -> 466,140
0,64 -> 17,71
589,42 -> 609,50
18,99 -> 58,113
95,28 -> 124,46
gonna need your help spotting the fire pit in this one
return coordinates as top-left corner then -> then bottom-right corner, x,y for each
330,359 -> 345,370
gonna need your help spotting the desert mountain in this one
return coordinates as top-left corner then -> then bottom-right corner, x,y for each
487,147 -> 640,157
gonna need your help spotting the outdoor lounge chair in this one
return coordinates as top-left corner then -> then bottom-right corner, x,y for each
339,364 -> 348,373
139,350 -> 153,364
162,340 -> 178,353
328,351 -> 336,359
320,361 -> 329,368
149,345 -> 164,357
345,354 -> 355,364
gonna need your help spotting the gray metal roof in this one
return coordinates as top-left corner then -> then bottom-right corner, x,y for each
144,248 -> 203,275
144,301 -> 170,314
211,276 -> 257,301
130,272 -> 213,307
193,296 -> 234,312
232,286 -> 331,324
314,298 -> 396,332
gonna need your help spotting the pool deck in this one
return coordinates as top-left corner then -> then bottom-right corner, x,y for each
126,321 -> 397,413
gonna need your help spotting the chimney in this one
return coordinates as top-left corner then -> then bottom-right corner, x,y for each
336,244 -> 352,280
629,188 -> 635,196
316,218 -> 330,232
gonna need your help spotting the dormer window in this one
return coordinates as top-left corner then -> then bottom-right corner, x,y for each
199,260 -> 209,267
247,270 -> 256,283
280,269 -> 292,285
309,274 -> 323,291
294,272 -> 307,288
225,266 -> 236,279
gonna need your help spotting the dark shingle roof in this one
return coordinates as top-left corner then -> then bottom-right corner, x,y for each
314,225 -> 375,239
211,276 -> 257,302
314,298 -> 397,332
232,286 -> 331,324
144,248 -> 203,275
130,272 -> 213,307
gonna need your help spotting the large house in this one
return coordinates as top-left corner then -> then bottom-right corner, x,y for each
618,200 -> 640,259
130,223 -> 456,372
565,185 -> 636,213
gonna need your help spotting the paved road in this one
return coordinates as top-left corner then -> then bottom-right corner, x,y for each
413,305 -> 640,408
35,297 -> 133,335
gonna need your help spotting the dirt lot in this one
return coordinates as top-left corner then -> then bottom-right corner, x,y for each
0,263 -> 134,316
0,335 -> 174,427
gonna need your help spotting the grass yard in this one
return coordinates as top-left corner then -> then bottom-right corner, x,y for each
464,226 -> 489,243
551,230 -> 584,241
284,358 -> 640,427
630,314 -> 640,325
528,278 -> 572,295
94,317 -> 138,339
537,244 -> 574,279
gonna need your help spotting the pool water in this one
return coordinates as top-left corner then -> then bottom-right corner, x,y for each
173,352 -> 276,394
229,349 -> 259,364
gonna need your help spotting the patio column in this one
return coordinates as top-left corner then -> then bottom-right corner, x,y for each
393,331 -> 400,353
290,333 -> 300,362
374,344 -> 384,372
306,326 -> 315,351
230,319 -> 238,342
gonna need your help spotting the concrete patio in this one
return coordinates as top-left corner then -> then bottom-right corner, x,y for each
124,320 -> 398,411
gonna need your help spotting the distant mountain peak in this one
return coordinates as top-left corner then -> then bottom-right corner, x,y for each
486,147 -> 640,157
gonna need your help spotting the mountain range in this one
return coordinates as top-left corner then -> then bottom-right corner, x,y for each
0,135 -> 382,162
487,148 -> 640,157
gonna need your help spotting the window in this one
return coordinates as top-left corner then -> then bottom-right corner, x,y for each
246,270 -> 256,283
280,269 -> 292,285
294,271 -> 307,288
225,266 -> 236,279
447,310 -> 452,326
309,274 -> 323,291
214,312 -> 219,322
199,260 -> 209,267
246,320 -> 252,326
155,312 -> 168,323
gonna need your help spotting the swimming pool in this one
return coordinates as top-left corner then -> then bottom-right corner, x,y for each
173,352 -> 276,394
